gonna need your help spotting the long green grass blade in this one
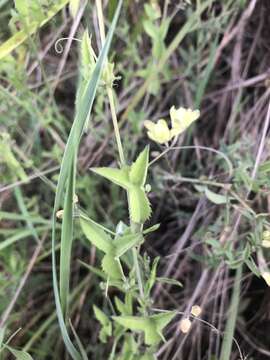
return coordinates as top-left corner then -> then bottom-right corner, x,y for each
195,34 -> 218,107
51,2 -> 123,359
59,153 -> 76,316
220,265 -> 242,360
0,211 -> 49,224
0,226 -> 49,251
14,187 -> 39,243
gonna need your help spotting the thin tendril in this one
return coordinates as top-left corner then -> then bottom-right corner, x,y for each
149,145 -> 234,177
54,37 -> 81,54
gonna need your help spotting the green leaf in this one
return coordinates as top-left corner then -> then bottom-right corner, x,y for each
125,293 -> 133,316
14,0 -> 29,17
117,335 -> 138,360
113,316 -> 148,332
143,20 -> 158,39
245,258 -> 260,277
114,233 -> 143,257
128,187 -> 151,224
205,187 -> 228,205
91,167 -> 131,189
78,260 -> 107,280
93,305 -> 112,343
114,296 -> 126,315
160,18 -> 170,40
113,312 -> 176,346
80,217 -> 112,254
113,316 -> 159,345
81,30 -> 96,74
93,305 -> 110,327
114,294 -> 133,316
99,324 -> 112,343
101,253 -> 122,280
144,3 -> 160,20
143,223 -> 160,235
194,184 -> 206,193
156,277 -> 183,288
129,146 -> 149,186
5,346 -> 33,360
153,311 -> 177,332
146,257 -> 160,295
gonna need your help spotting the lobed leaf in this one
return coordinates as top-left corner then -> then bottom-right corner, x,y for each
93,305 -> 110,327
128,187 -> 151,224
114,296 -> 126,315
91,167 -> 130,189
153,311 -> 177,332
113,314 -> 171,346
93,305 -> 112,343
146,257 -> 160,296
114,233 -> 143,258
80,217 -> 112,254
112,315 -> 148,333
129,146 -> 149,186
101,253 -> 122,280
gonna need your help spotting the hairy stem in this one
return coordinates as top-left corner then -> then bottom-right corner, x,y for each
95,0 -> 125,166
95,0 -> 146,313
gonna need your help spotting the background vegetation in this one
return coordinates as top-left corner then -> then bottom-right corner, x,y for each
1,0 -> 270,359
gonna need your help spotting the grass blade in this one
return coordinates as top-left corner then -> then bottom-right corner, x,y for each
195,34 -> 219,107
220,265 -> 243,360
51,2 -> 123,359
14,187 -> 39,243
0,226 -> 49,251
59,154 -> 76,316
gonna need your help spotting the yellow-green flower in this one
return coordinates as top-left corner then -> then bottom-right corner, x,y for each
144,106 -> 200,145
144,119 -> 172,144
170,106 -> 200,137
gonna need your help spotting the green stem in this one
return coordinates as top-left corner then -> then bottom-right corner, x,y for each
96,1 -> 147,324
95,0 -> 125,166
96,0 -> 145,290
132,248 -> 144,296
130,221 -> 146,309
